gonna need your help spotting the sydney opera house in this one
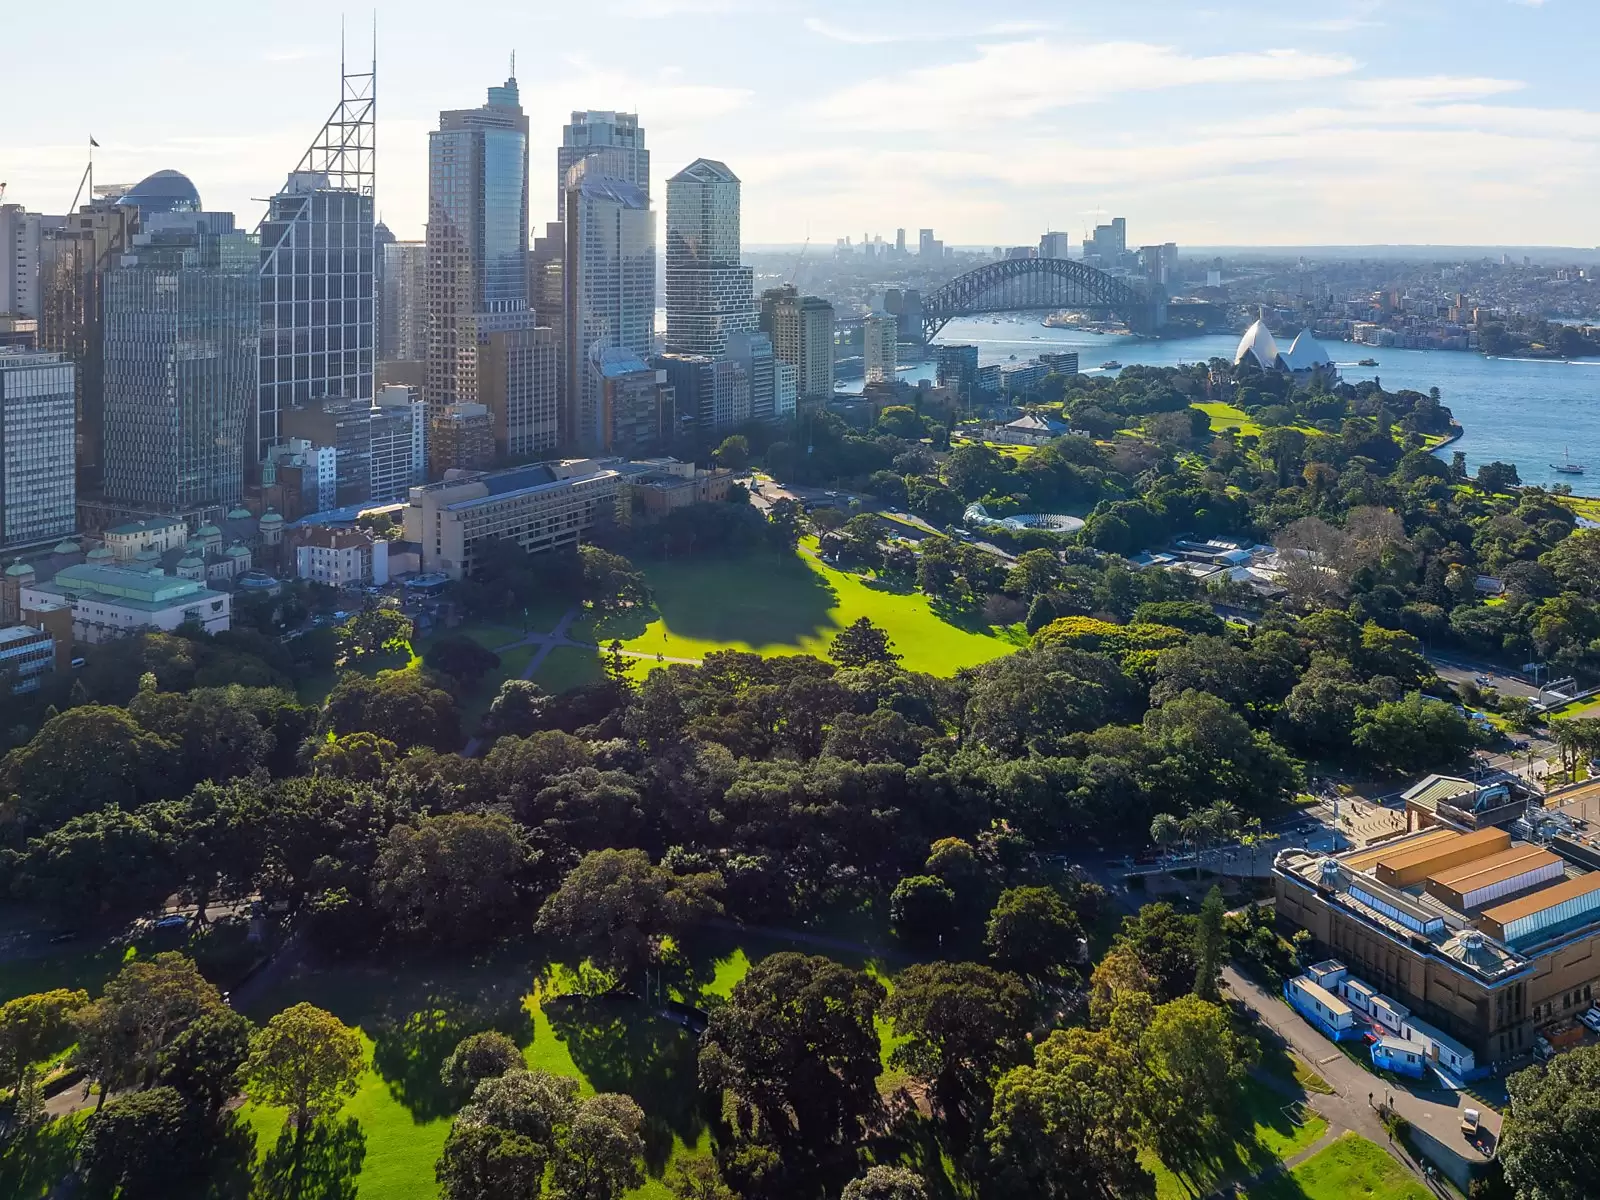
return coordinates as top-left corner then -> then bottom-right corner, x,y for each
1234,317 -> 1337,381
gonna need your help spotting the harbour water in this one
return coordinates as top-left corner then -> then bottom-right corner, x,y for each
895,316 -> 1600,496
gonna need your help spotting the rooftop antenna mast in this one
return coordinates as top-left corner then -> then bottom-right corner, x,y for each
289,16 -> 377,197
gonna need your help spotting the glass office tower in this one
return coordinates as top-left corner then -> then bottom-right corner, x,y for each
426,76 -> 531,426
257,183 -> 375,456
102,214 -> 257,510
563,162 -> 654,453
664,158 -> 754,357
256,60 -> 377,460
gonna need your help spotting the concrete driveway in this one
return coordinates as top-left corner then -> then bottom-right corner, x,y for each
1224,965 -> 1501,1185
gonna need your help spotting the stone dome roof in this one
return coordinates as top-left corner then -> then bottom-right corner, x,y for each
5,560 -> 34,576
178,555 -> 204,568
259,510 -> 284,525
196,523 -> 221,536
227,507 -> 253,520
52,540 -> 80,554
225,543 -> 250,558
87,546 -> 114,561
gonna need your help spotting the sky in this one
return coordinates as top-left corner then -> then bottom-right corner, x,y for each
4,0 -> 1597,248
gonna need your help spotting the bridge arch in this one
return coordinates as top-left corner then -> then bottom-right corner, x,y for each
919,258 -> 1162,341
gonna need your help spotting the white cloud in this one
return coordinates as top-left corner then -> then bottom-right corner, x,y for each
810,40 -> 1359,131
803,18 -> 903,44
1352,75 -> 1524,104
802,16 -> 1054,45
612,0 -> 765,15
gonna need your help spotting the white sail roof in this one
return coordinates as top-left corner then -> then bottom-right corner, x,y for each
1284,329 -> 1333,371
1234,319 -> 1281,370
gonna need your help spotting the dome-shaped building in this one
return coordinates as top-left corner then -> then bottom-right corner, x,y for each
115,169 -> 201,215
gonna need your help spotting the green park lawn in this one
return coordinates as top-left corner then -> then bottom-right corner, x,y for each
1140,1071 -> 1328,1200
1247,1132 -> 1430,1200
1194,401 -> 1264,438
532,643 -> 611,693
574,546 -> 1016,678
232,924 -> 932,1200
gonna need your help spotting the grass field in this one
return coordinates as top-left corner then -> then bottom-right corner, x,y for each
1558,494 -> 1600,523
533,644 -> 610,693
574,547 -> 1017,678
1141,1076 -> 1329,1200
231,924 -> 919,1200
1247,1133 -> 1429,1200
1195,401 -> 1264,438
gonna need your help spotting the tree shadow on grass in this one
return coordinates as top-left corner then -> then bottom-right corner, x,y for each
927,596 -> 1003,636
0,1112 -> 81,1200
370,992 -> 537,1122
582,605 -> 657,645
254,1116 -> 366,1200
543,993 -> 706,1178
638,554 -> 839,650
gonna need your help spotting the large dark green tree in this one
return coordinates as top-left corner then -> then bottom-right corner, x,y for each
1501,1044 -> 1600,1200
698,953 -> 886,1151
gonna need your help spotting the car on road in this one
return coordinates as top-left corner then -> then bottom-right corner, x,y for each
153,914 -> 188,930
1581,1007 -> 1600,1034
1475,675 -> 1493,686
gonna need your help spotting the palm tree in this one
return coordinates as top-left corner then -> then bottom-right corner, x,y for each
1207,800 -> 1242,846
1177,812 -> 1209,859
1150,813 -> 1181,854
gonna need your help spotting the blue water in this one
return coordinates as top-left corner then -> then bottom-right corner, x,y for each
902,316 -> 1600,496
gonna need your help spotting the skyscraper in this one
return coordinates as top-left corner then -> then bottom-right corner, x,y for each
563,162 -> 654,452
864,314 -> 897,384
557,111 -> 649,212
426,75 -> 531,428
591,347 -> 673,455
474,317 -> 560,459
102,209 -> 257,513
725,330 -> 774,422
257,58 -> 376,459
1,204 -> 52,319
1039,231 -> 1069,260
379,240 -> 426,361
759,284 -> 834,403
36,196 -> 138,493
664,158 -> 755,358
0,350 -> 76,549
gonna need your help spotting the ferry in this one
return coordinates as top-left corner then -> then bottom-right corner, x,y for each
1357,357 -> 1379,367
1101,360 -> 1123,370
1552,448 -> 1587,475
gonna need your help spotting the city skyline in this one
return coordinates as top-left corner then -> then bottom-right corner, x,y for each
5,0 -> 1598,249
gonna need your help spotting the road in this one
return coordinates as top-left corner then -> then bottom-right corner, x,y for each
1426,651 -> 1545,703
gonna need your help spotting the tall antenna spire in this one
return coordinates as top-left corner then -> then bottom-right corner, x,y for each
285,26 -> 376,195
510,50 -> 516,79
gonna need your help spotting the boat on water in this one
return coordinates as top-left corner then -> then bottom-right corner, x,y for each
1358,357 -> 1379,367
1553,447 -> 1587,475
1101,360 -> 1123,370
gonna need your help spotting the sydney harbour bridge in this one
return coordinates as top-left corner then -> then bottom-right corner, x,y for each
914,257 -> 1166,342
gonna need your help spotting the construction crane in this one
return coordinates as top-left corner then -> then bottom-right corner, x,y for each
789,234 -> 810,284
